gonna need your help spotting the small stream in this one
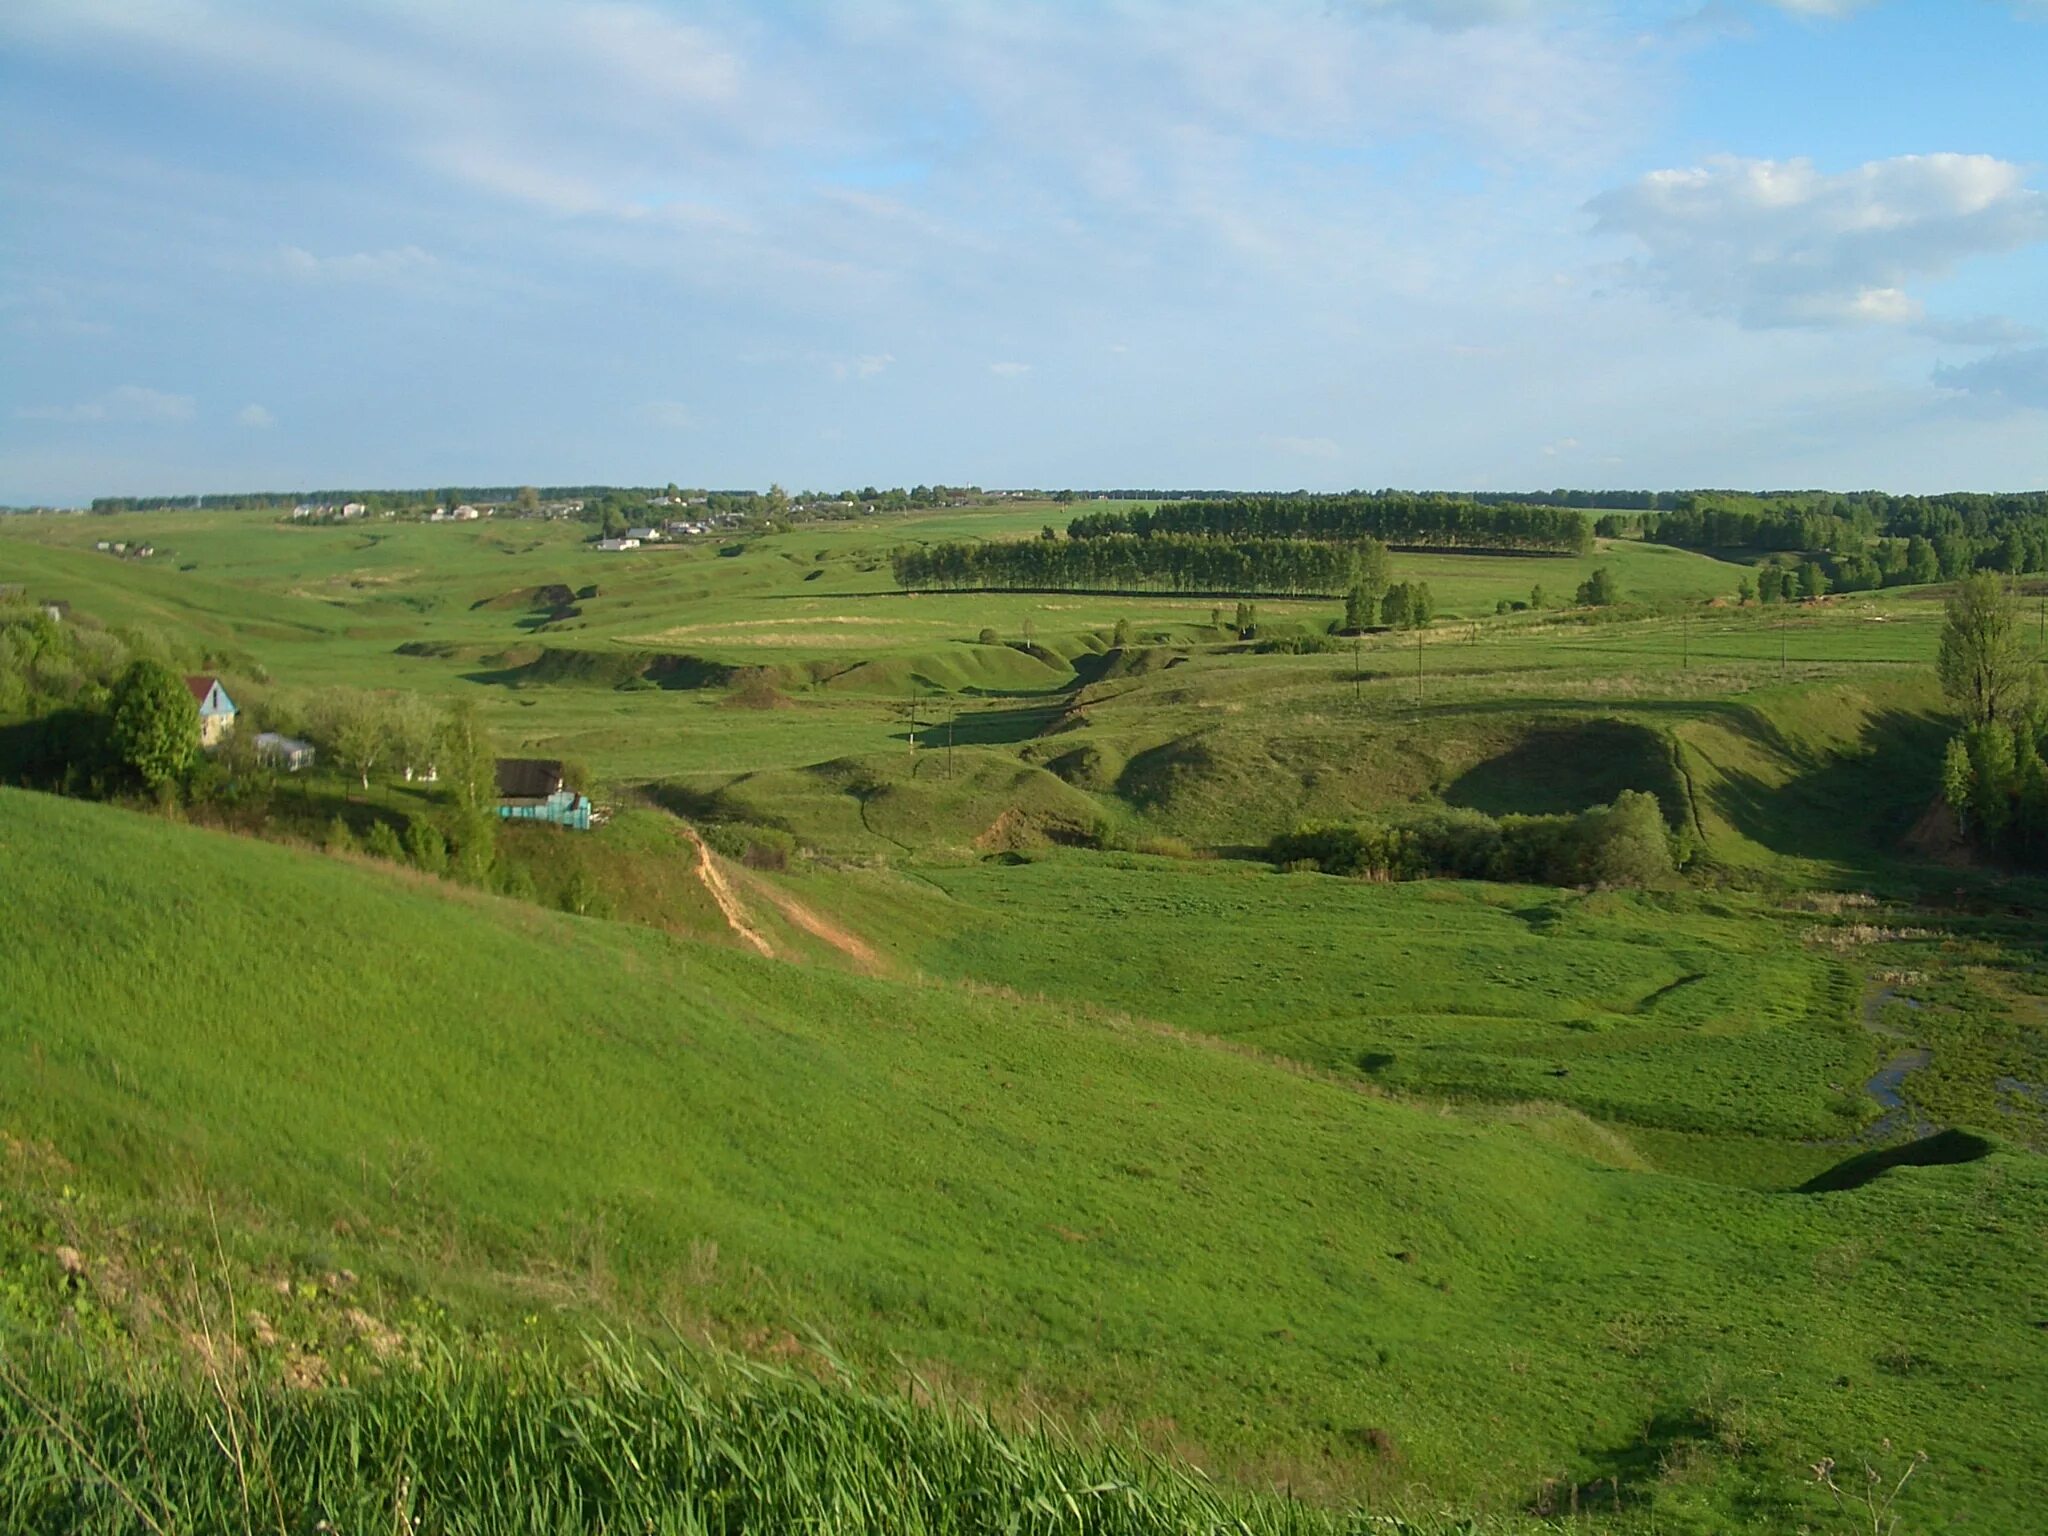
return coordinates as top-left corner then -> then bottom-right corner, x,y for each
1849,987 -> 1936,1143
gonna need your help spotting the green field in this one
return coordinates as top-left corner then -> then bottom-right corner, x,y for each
3,502 -> 2045,1532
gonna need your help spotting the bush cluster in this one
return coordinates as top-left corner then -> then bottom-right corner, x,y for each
1268,791 -> 1677,888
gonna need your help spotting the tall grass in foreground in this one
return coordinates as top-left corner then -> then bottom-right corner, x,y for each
0,1340 -> 1497,1536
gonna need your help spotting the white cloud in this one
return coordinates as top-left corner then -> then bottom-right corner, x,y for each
988,361 -> 1032,377
824,352 -> 893,381
237,403 -> 274,428
1589,153 -> 2048,329
1762,0 -> 1875,16
641,400 -> 696,429
1934,347 -> 2048,408
275,243 -> 434,281
17,384 -> 195,423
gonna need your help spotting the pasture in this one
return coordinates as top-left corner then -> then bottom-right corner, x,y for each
3,500 -> 2045,1532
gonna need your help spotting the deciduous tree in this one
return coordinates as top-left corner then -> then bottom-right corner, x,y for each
1938,573 -> 2029,726
109,659 -> 198,791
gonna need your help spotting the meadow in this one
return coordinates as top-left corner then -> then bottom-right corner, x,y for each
2,500 -> 2044,1531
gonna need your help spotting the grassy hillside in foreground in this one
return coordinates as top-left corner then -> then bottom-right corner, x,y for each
4,789 -> 2047,1531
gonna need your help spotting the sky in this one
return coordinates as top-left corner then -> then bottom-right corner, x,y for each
3,0 -> 2047,503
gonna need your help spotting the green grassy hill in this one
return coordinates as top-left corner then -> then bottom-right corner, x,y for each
5,788 -> 2046,1532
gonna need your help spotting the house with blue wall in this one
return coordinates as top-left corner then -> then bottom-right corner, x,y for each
183,675 -> 237,748
494,758 -> 592,830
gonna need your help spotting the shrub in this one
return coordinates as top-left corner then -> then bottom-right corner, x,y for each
1270,792 -> 1676,889
1575,567 -> 1621,607
561,868 -> 611,917
704,822 -> 797,869
406,816 -> 449,875
364,819 -> 405,861
977,627 -> 1000,645
322,815 -> 355,855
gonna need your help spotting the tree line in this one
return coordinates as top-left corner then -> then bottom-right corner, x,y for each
1600,490 -> 2048,583
893,534 -> 1378,596
1064,495 -> 1592,556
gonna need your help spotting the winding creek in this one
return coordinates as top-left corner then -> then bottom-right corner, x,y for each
1852,985 -> 1936,1143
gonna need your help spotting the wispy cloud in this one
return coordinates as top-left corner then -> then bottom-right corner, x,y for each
275,244 -> 434,282
1762,0 -> 1877,17
17,385 -> 195,424
1934,346 -> 2048,408
988,361 -> 1032,378
1590,153 -> 2048,329
237,403 -> 274,428
823,352 -> 894,381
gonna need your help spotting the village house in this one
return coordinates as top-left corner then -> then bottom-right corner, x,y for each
594,537 -> 640,552
43,600 -> 71,623
184,675 -> 238,748
494,759 -> 592,830
623,526 -> 661,542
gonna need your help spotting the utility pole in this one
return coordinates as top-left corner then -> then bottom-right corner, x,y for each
1353,632 -> 1362,707
1415,629 -> 1424,709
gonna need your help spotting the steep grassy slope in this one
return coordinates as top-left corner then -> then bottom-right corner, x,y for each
4,789 -> 2046,1531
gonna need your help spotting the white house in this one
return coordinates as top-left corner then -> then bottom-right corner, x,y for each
624,526 -> 660,541
451,504 -> 482,520
594,537 -> 641,552
183,675 -> 238,748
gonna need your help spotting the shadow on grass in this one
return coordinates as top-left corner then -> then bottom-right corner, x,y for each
1704,704 -> 1948,871
1799,1128 -> 1996,1193
1445,719 -> 1681,819
889,705 -> 1064,749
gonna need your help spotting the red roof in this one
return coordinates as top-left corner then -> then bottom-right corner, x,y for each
184,675 -> 221,704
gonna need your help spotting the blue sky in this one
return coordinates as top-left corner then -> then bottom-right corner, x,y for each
3,0 -> 2046,503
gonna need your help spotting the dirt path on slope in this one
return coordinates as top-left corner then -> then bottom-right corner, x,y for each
736,871 -> 890,976
679,824 -> 775,958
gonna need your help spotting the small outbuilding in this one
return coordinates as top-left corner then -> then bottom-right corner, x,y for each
184,675 -> 238,747
254,731 -> 316,771
494,758 -> 592,830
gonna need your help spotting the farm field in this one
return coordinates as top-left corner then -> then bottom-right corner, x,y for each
3,502 -> 2046,1532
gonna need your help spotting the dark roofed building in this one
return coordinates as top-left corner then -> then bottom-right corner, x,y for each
494,758 -> 592,830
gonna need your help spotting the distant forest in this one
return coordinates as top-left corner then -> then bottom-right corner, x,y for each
1067,495 -> 1592,557
1596,490 -> 2048,589
892,534 -> 1366,596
